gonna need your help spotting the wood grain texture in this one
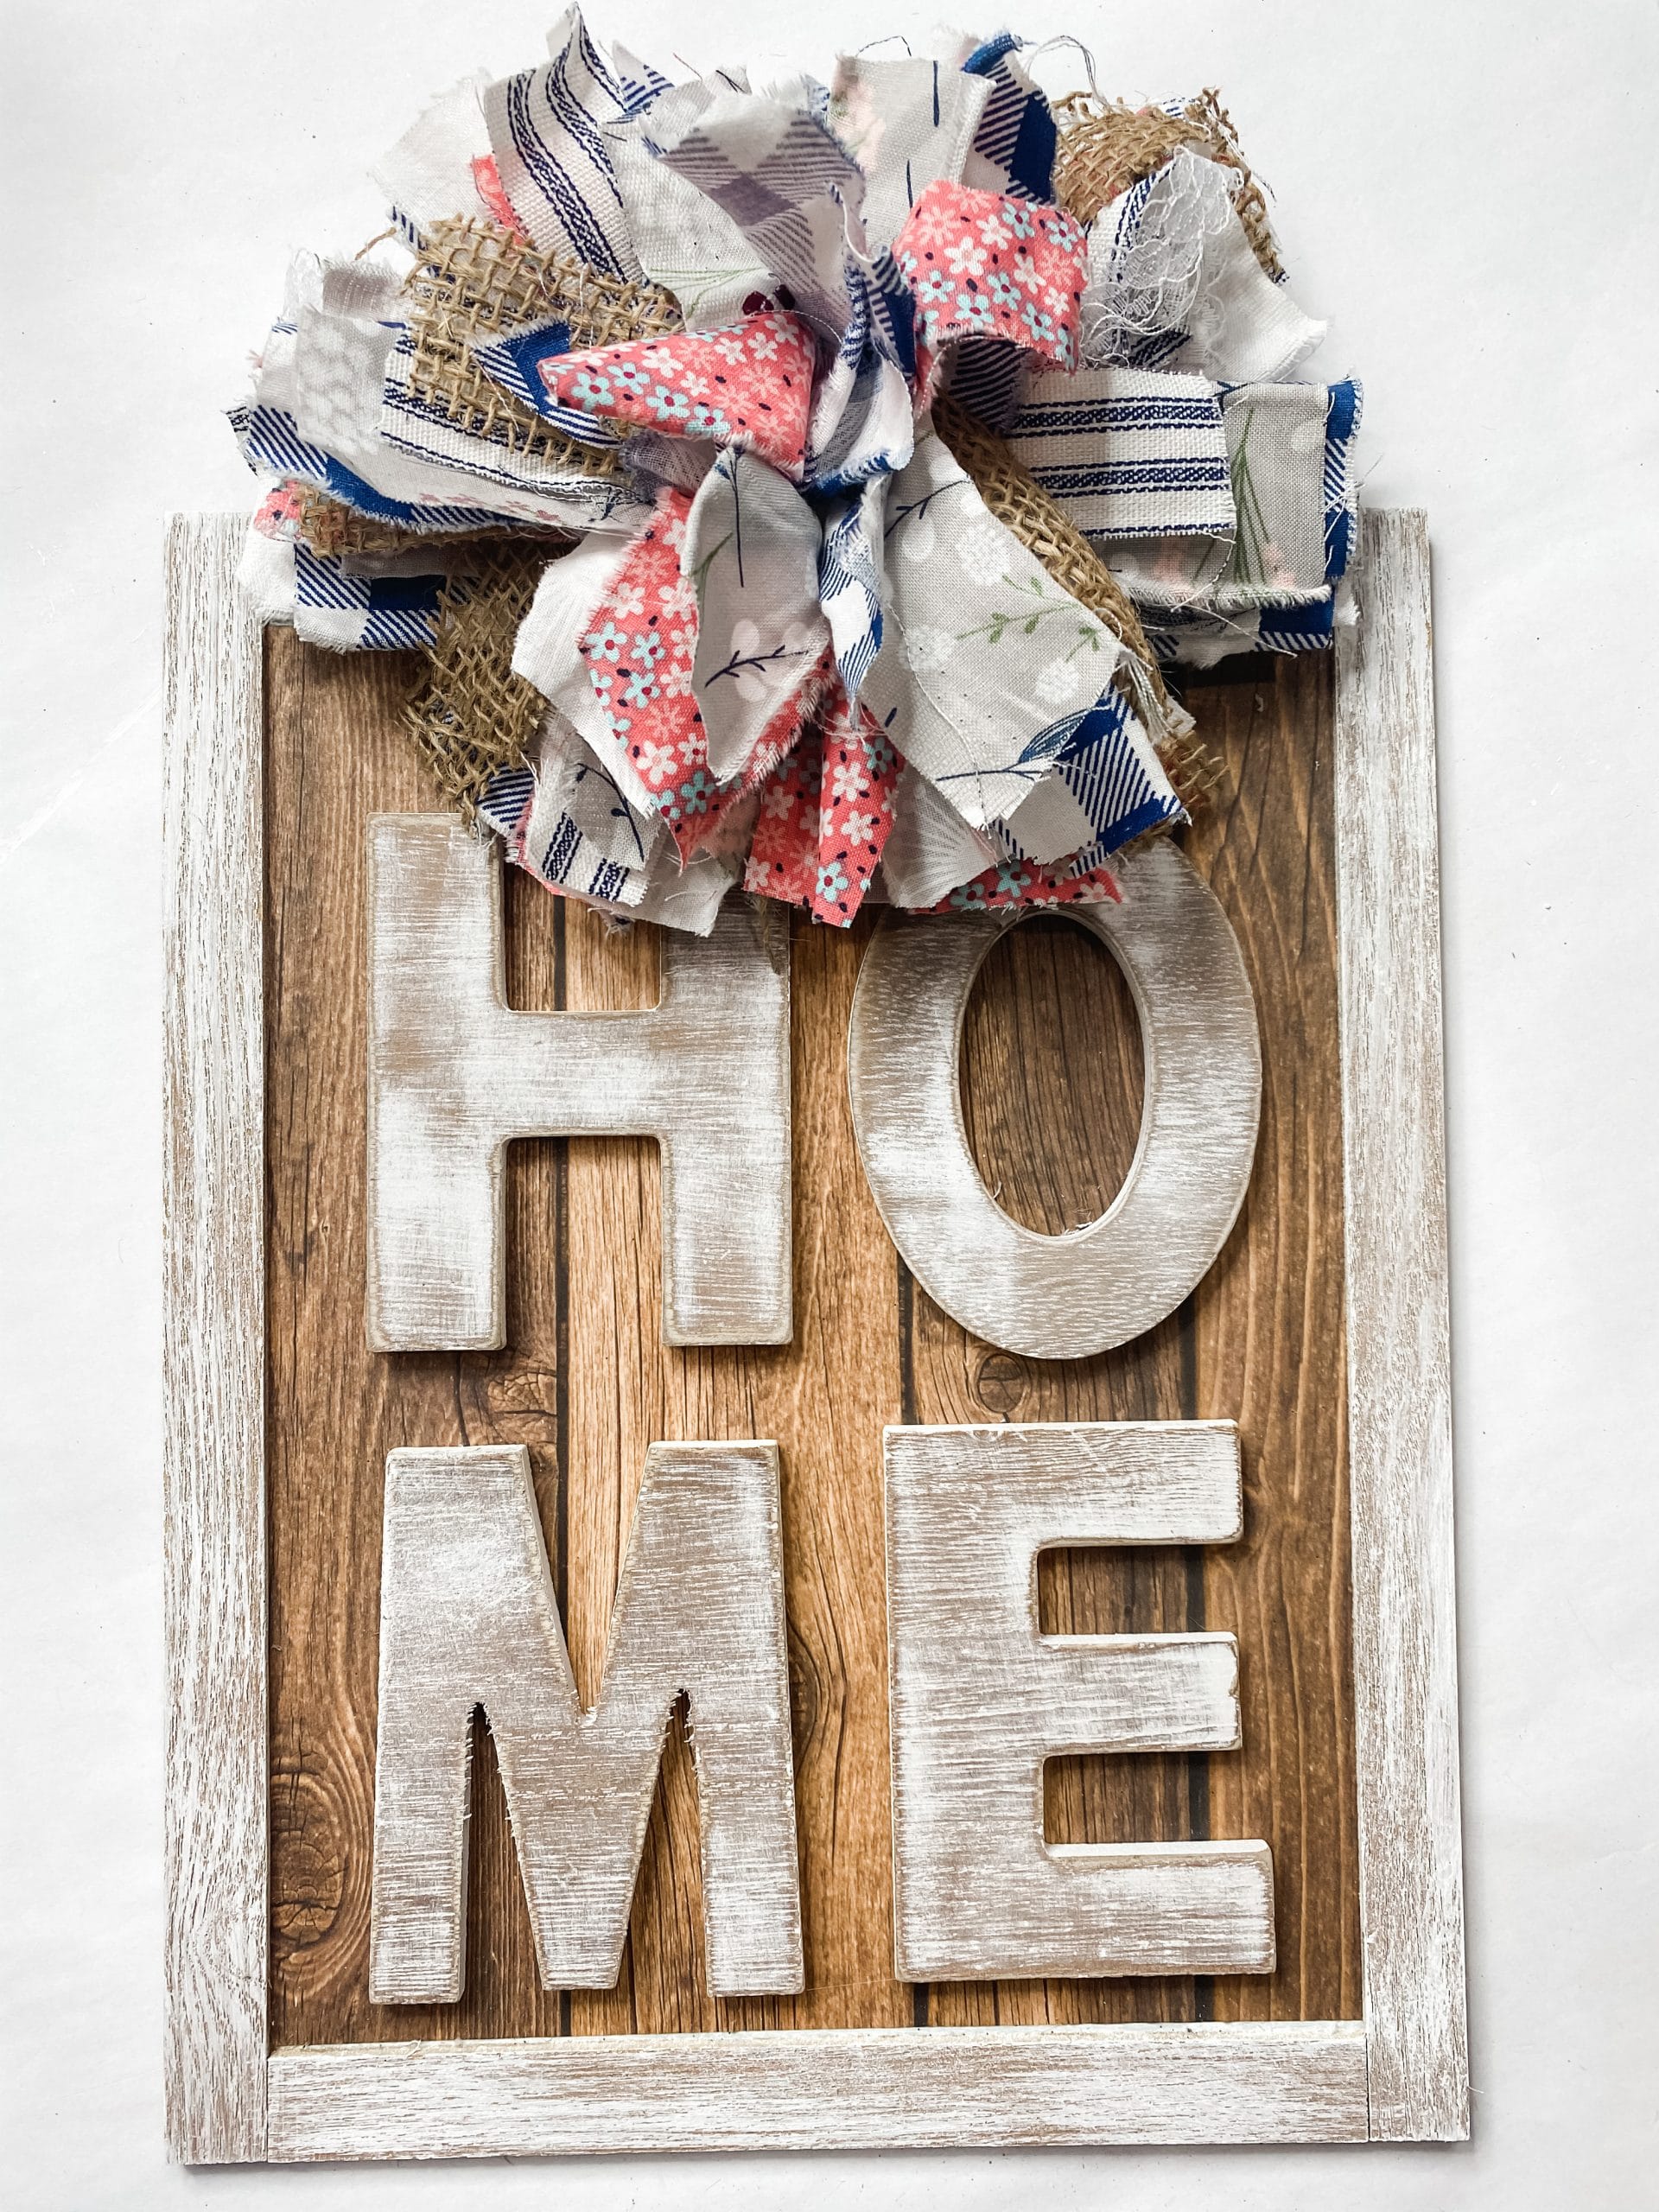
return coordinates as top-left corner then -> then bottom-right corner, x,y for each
265,635 -> 572,2050
162,515 -> 269,2164
260,616 -> 1362,2059
1185,652 -> 1363,2037
887,1422 -> 1274,1980
911,646 -> 1360,2037
264,633 -> 907,2044
1334,512 -> 1468,2139
366,817 -> 791,1350
369,1442 -> 801,2003
849,842 -> 1261,1360
159,507 -> 1460,2156
266,2021 -> 1369,2158
558,904 -> 910,2040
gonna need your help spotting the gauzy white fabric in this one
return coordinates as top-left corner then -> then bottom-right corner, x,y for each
235,530 -> 296,626
1165,163 -> 1325,385
1080,149 -> 1234,364
1101,532 -> 1235,610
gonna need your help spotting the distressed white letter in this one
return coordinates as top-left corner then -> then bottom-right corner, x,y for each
369,1441 -> 803,2001
885,1419 -> 1274,1980
849,840 -> 1259,1360
367,815 -> 791,1350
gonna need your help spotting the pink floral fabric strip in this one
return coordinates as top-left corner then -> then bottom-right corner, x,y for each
894,181 -> 1086,372
814,699 -> 901,925
744,685 -> 900,927
539,313 -> 819,478
577,488 -> 709,839
925,855 -> 1123,913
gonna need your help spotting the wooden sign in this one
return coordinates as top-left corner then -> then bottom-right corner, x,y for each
163,508 -> 1466,2162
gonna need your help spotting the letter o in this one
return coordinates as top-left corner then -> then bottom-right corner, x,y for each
848,839 -> 1261,1360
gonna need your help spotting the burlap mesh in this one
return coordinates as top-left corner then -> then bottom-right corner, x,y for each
1147,717 -> 1226,818
1052,96 -> 1208,225
1053,89 -> 1282,281
931,393 -> 1219,815
401,216 -> 683,479
294,486 -> 533,561
404,543 -> 567,817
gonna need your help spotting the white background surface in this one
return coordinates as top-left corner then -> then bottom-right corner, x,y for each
3,2 -> 1656,2203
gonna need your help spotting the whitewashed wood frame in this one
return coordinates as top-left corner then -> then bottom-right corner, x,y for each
885,1421 -> 1274,1982
162,506 -> 1467,2160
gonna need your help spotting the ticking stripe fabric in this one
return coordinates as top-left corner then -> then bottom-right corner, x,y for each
292,543 -> 452,651
1008,366 -> 1232,539
483,7 -> 667,277
231,16 -> 1364,934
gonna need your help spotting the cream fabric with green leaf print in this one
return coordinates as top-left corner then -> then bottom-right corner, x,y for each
861,430 -> 1127,832
1218,382 -> 1331,605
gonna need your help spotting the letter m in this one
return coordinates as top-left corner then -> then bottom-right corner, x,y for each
368,1443 -> 803,2000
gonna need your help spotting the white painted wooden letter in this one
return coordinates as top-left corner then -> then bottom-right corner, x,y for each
885,1421 -> 1274,1980
369,1441 -> 803,2002
366,815 -> 791,1350
848,840 -> 1260,1361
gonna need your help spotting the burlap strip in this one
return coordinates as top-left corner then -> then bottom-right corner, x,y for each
402,216 -> 683,478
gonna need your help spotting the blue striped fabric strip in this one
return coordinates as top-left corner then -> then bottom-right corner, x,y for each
232,403 -> 502,531
484,10 -> 648,278
293,544 -> 449,651
469,319 -> 626,445
1322,378 -> 1363,582
480,765 -> 640,906
1009,367 -> 1234,538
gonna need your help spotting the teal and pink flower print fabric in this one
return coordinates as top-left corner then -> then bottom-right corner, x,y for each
536,312 -> 819,479
234,13 -> 1358,934
579,486 -> 836,870
894,182 -> 1087,373
744,688 -> 901,927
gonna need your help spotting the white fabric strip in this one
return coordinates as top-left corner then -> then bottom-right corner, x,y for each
371,73 -> 494,238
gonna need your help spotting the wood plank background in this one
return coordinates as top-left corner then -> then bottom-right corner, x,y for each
264,632 -> 1357,2049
